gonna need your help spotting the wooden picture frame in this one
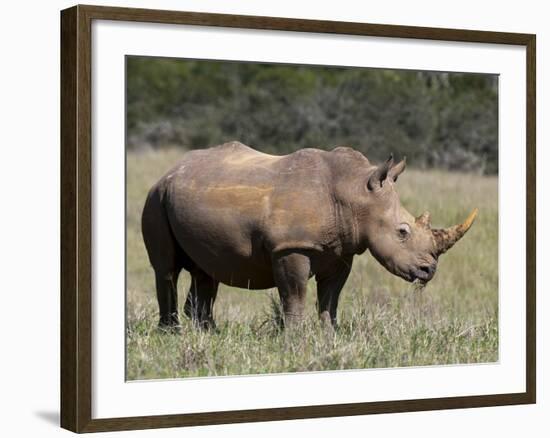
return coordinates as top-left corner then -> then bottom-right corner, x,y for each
60,4 -> 536,433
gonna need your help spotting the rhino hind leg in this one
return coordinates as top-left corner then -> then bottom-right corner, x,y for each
184,268 -> 219,330
154,270 -> 182,330
142,187 -> 195,331
315,256 -> 353,328
272,251 -> 311,327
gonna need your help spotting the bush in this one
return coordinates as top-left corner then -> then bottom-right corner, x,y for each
126,57 -> 498,174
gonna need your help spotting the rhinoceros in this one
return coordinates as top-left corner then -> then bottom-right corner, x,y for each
142,141 -> 477,330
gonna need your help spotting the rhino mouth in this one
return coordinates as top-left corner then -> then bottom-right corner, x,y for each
374,253 -> 436,284
409,265 -> 435,283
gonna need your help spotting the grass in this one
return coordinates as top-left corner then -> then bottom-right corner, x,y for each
126,148 -> 498,380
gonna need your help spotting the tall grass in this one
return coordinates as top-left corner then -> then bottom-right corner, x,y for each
126,148 -> 498,380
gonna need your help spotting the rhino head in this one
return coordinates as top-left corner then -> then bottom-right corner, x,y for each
358,155 -> 477,284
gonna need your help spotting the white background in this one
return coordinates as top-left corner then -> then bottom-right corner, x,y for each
0,0 -> 546,437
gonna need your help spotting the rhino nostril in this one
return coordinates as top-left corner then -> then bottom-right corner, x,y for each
419,265 -> 432,275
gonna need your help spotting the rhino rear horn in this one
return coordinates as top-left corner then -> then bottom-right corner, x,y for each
367,154 -> 394,191
432,208 -> 478,256
415,211 -> 431,228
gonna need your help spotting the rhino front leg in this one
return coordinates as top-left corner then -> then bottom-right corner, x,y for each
316,256 -> 353,328
272,251 -> 311,327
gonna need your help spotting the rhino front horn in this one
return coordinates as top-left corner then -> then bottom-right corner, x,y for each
432,208 -> 478,256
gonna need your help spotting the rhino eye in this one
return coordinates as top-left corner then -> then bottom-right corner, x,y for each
397,223 -> 411,240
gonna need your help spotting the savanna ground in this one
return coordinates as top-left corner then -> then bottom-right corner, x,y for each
126,148 -> 498,380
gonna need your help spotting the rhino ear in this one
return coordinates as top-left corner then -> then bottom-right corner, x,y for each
389,157 -> 406,182
367,154 -> 394,191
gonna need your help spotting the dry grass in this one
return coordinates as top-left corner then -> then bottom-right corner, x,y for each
126,148 -> 498,380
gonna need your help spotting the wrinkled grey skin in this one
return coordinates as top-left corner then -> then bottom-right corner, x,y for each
142,141 -> 477,330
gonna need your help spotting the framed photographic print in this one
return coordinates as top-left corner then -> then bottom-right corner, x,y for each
60,4 -> 536,433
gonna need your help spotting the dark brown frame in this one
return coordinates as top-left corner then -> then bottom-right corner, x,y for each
61,4 -> 536,433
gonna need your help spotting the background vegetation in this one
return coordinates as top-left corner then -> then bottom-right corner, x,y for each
126,58 -> 498,379
127,57 -> 499,174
